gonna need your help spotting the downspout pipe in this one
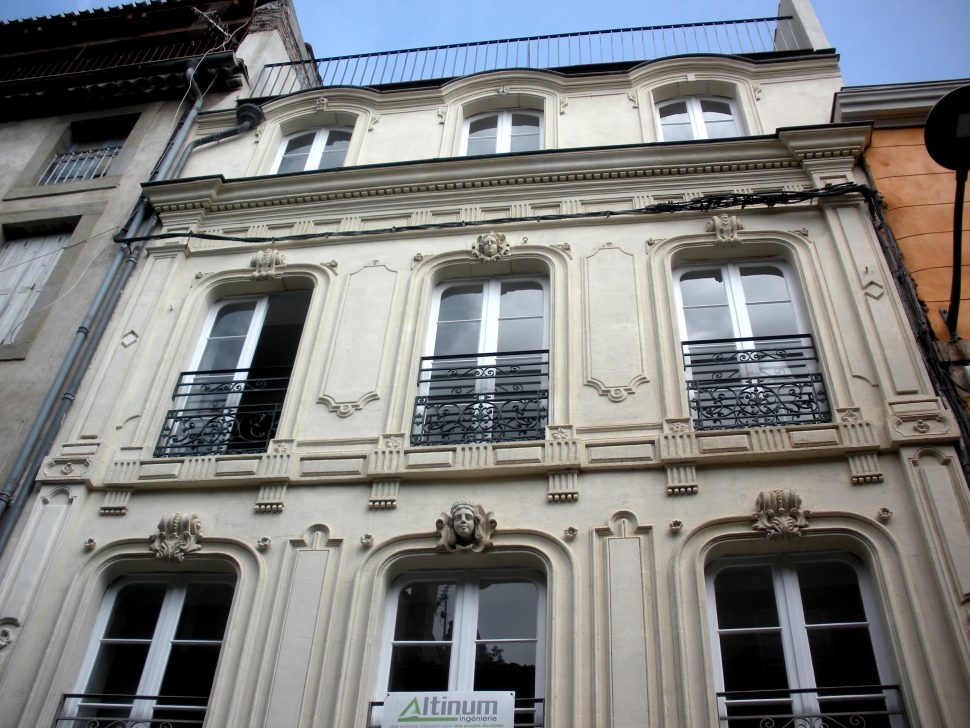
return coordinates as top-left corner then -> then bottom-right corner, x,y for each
0,67 -> 255,555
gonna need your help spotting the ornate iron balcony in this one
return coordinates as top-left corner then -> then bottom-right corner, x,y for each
51,692 -> 208,727
716,685 -> 908,728
411,350 -> 548,446
37,144 -> 121,185
367,697 -> 544,727
154,367 -> 291,458
251,16 -> 807,97
682,334 -> 830,431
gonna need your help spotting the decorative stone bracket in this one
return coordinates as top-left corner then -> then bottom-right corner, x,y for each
149,513 -> 203,562
752,490 -> 809,539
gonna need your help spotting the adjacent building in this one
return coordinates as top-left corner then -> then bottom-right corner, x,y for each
2,2 -> 970,727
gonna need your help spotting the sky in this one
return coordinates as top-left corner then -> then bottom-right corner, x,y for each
0,0 -> 967,87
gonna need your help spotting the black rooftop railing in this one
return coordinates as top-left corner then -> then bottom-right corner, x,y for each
251,16 -> 808,97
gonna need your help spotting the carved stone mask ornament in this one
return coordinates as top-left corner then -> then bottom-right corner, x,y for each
472,232 -> 511,262
437,501 -> 496,552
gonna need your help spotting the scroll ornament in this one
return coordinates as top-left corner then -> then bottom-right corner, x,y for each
150,512 -> 203,561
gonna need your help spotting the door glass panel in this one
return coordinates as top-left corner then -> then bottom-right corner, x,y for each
84,644 -> 150,695
467,115 -> 499,155
499,281 -> 543,317
439,285 -> 484,322
175,583 -> 233,640
680,269 -> 728,307
718,632 -> 789,692
277,131 -> 315,173
318,128 -> 352,169
509,113 -> 541,152
158,643 -> 222,698
746,302 -> 798,338
806,626 -> 881,688
197,302 -> 256,372
477,580 -> 538,639
797,562 -> 867,624
394,582 -> 456,641
473,641 -> 537,696
389,646 -> 452,690
496,318 -> 543,353
105,583 -> 166,638
714,566 -> 780,628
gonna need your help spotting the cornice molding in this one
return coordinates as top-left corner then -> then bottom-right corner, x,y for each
144,124 -> 868,217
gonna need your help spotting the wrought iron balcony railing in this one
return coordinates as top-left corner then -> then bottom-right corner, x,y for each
51,692 -> 209,727
682,334 -> 830,431
251,16 -> 808,97
154,366 -> 292,458
367,697 -> 544,727
716,685 -> 908,728
37,144 -> 122,185
411,349 -> 548,446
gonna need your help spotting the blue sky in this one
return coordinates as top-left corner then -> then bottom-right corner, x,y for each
1,0 -> 967,87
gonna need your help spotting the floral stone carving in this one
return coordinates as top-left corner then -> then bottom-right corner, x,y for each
472,232 -> 511,262
437,501 -> 496,553
753,490 -> 809,539
150,512 -> 203,561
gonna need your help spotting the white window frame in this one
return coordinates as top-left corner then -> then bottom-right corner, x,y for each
706,554 -> 904,727
375,570 -> 547,722
655,95 -> 742,141
65,574 -> 234,724
0,231 -> 68,345
461,110 -> 544,155
272,126 -> 353,173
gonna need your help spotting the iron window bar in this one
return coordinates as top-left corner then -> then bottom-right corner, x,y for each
411,349 -> 548,447
154,366 -> 292,458
715,685 -> 908,728
681,334 -> 830,431
251,16 -> 804,97
37,144 -> 122,185
51,692 -> 210,727
366,697 -> 545,727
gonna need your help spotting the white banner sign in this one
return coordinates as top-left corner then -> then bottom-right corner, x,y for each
381,691 -> 515,728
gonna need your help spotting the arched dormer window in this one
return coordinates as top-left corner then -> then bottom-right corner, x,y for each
274,127 -> 353,173
656,96 -> 741,141
462,109 -> 543,156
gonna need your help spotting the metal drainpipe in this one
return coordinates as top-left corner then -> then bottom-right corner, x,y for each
0,64 -> 230,554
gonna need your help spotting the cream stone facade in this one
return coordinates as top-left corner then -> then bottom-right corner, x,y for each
2,2 -> 970,728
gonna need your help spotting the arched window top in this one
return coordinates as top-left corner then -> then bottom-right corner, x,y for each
656,95 -> 741,141
273,127 -> 353,173
462,109 -> 543,156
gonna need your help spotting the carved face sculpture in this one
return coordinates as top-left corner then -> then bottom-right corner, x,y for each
452,504 -> 476,544
480,234 -> 500,258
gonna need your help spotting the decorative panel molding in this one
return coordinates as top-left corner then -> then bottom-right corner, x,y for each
319,262 -> 397,416
582,243 -> 648,402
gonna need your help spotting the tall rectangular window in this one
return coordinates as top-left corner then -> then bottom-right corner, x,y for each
0,231 -> 68,345
707,555 -> 906,728
412,277 -> 548,445
674,261 -> 829,430
377,573 -> 545,726
155,290 -> 311,457
54,575 -> 234,728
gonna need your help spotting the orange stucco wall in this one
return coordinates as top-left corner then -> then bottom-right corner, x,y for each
867,127 -> 970,340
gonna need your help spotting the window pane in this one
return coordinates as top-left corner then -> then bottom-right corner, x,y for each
714,566 -> 780,628
434,322 -> 482,356
746,302 -> 798,338
499,281 -> 544,318
739,267 -> 790,303
439,285 -> 484,322
85,644 -> 150,695
467,115 -> 499,155
477,581 -> 538,639
702,99 -> 739,138
209,302 -> 257,339
158,643 -> 223,698
105,583 -> 166,638
719,632 -> 789,692
680,270 -> 727,307
389,645 -> 451,691
683,307 -> 734,341
807,626 -> 881,688
659,101 -> 690,122
473,641 -> 536,697
318,129 -> 352,169
797,562 -> 867,624
277,132 -> 315,173
394,581 -> 456,641
509,113 -> 541,152
496,318 -> 543,352
175,583 -> 233,640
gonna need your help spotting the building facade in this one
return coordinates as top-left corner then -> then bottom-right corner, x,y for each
2,2 -> 970,727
